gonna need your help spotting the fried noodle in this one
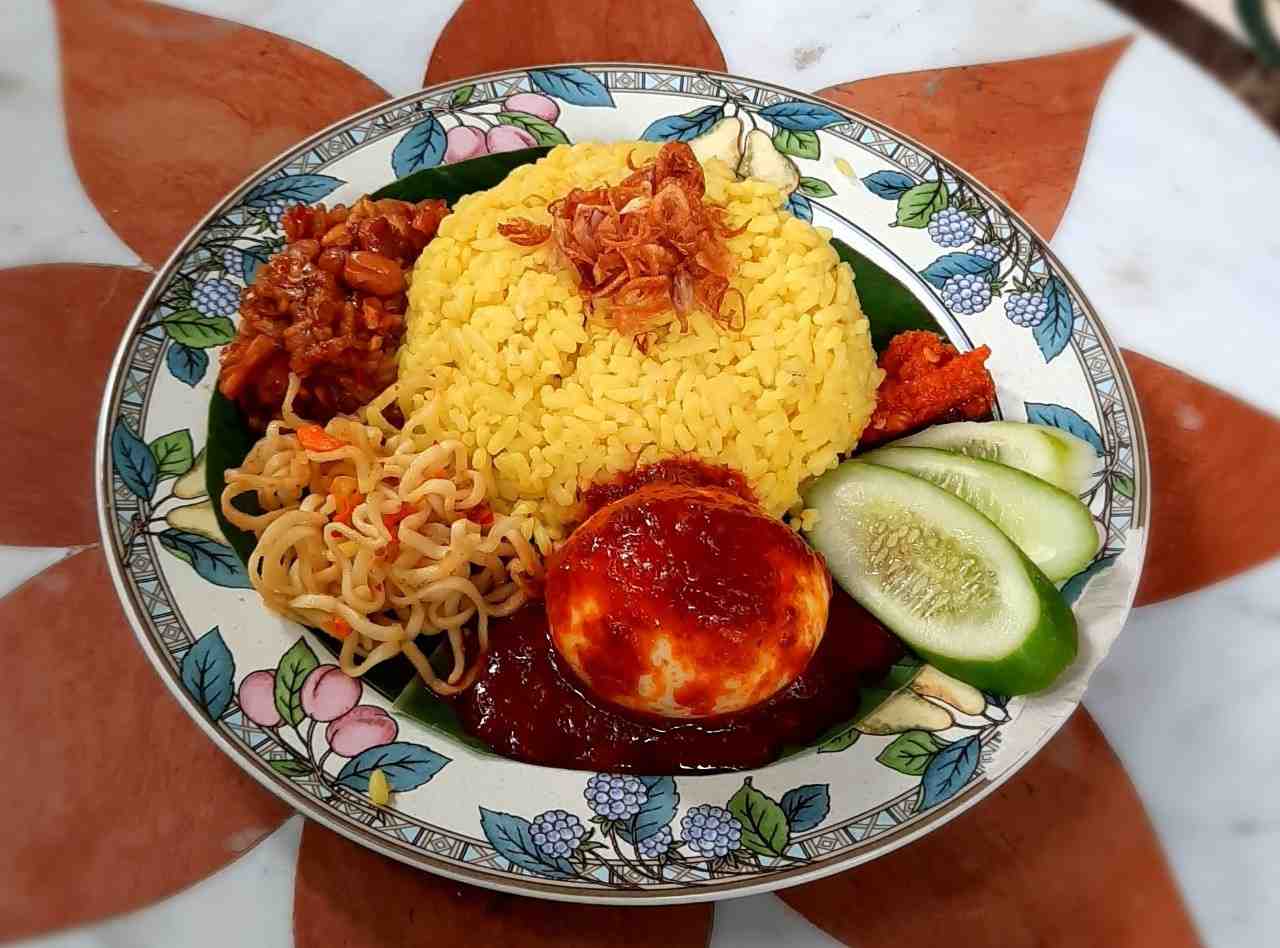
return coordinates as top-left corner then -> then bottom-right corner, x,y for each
221,375 -> 543,694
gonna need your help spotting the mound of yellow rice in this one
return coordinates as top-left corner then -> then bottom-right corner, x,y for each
397,142 -> 881,551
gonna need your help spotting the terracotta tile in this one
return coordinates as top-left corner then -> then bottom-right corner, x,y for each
293,820 -> 713,947
0,264 -> 151,547
817,38 -> 1132,238
425,0 -> 725,85
780,710 -> 1202,947
0,548 -> 290,940
55,0 -> 389,267
1123,349 -> 1280,605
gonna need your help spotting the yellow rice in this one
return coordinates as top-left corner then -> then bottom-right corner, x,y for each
397,142 -> 881,552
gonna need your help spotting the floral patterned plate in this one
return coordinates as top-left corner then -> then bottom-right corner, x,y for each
96,65 -> 1148,904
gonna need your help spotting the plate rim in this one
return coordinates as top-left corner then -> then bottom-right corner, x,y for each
94,61 -> 1151,904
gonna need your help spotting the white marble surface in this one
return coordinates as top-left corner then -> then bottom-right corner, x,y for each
5,0 -> 1280,945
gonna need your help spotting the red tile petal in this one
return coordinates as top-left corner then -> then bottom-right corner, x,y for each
294,821 -> 713,947
54,0 -> 390,267
780,711 -> 1201,947
817,38 -> 1132,238
0,548 -> 290,940
425,0 -> 725,85
1124,349 -> 1280,606
0,264 -> 151,547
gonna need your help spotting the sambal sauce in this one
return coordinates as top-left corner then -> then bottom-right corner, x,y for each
452,457 -> 902,772
452,590 -> 901,773
578,456 -> 756,516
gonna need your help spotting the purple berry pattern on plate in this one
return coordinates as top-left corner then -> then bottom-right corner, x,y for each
928,206 -> 976,247
862,164 -> 1084,362
478,774 -> 836,887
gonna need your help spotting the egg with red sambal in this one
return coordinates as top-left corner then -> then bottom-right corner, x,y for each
545,484 -> 831,719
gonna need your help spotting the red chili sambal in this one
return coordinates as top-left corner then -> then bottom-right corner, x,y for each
860,330 -> 996,447
452,589 -> 901,773
579,456 -> 756,516
451,457 -> 903,772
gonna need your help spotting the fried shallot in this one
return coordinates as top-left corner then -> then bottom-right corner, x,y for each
499,142 -> 745,346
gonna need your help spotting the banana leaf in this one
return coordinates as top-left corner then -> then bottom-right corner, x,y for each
830,238 -> 944,351
370,146 -> 552,203
207,149 -> 947,760
206,386 -> 259,565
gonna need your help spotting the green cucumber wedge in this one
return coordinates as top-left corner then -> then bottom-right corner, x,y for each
803,461 -> 1077,695
859,446 -> 1101,581
891,421 -> 1098,495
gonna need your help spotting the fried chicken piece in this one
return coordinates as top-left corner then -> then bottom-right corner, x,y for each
860,331 -> 996,447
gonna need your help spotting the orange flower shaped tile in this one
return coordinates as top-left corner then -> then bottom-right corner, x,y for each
1124,350 -> 1280,605
0,265 -> 153,547
817,38 -> 1132,238
55,0 -> 390,267
426,0 -> 725,85
0,548 -> 290,941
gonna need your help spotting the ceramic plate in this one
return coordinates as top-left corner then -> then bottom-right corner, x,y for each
96,64 -> 1148,904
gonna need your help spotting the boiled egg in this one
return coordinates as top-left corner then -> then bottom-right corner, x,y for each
546,484 -> 830,718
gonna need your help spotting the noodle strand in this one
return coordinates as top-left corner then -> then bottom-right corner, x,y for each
222,375 -> 544,695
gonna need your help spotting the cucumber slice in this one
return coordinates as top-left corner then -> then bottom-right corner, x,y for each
803,461 -> 1077,695
859,446 -> 1100,581
890,421 -> 1099,495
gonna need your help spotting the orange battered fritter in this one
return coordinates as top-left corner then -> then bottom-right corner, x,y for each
860,331 -> 996,447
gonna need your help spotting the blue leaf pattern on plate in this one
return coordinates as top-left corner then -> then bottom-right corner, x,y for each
240,242 -> 277,284
1033,275 -> 1075,362
180,626 -> 235,719
919,251 -> 998,289
157,529 -> 253,588
618,775 -> 679,844
759,100 -> 844,131
919,735 -> 981,810
1061,553 -> 1119,605
785,192 -> 814,222
166,343 -> 208,387
528,68 -> 614,107
1024,402 -> 1105,454
391,114 -> 447,177
641,105 -> 725,142
862,170 -> 915,199
479,808 -> 576,878
112,419 -> 158,500
779,784 -> 830,833
242,173 -> 344,208
335,742 -> 450,792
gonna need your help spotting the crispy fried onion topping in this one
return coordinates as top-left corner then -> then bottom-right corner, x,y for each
498,142 -> 745,349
